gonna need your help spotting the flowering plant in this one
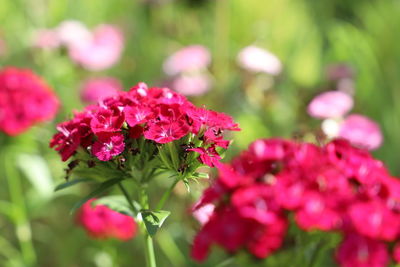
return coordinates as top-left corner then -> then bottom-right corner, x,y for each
192,138 -> 400,267
50,82 -> 239,266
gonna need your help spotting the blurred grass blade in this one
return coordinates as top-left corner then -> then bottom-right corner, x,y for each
17,154 -> 54,199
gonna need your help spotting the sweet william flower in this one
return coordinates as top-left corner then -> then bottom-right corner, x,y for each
68,24 -> 124,71
92,133 -> 125,161
163,45 -> 211,76
77,199 -> 137,241
348,201 -> 400,241
188,146 -> 222,168
51,82 -> 238,165
393,242 -> 400,263
0,67 -> 59,136
307,91 -> 353,119
144,119 -> 190,144
336,233 -> 389,267
339,114 -> 383,151
237,45 -> 282,75
170,73 -> 212,96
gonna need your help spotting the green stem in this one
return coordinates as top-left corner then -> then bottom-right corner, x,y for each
139,186 -> 157,267
4,154 -> 37,266
144,234 -> 156,267
167,142 -> 179,170
156,179 -> 179,210
117,182 -> 139,216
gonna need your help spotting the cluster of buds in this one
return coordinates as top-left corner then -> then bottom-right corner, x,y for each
192,138 -> 400,267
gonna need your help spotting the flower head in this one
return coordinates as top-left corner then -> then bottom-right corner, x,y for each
237,45 -> 282,75
0,67 -> 59,135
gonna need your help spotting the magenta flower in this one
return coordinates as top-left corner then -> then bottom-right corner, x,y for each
51,82 -> 238,165
348,201 -> 400,241
307,91 -> 354,119
393,243 -> 400,263
0,67 -> 59,136
90,107 -> 125,134
81,77 -> 122,103
163,45 -> 211,76
92,133 -> 125,161
191,138 -> 400,263
77,199 -> 137,241
237,45 -> 282,75
188,146 -> 221,167
336,233 -> 389,267
144,119 -> 190,144
339,114 -> 383,150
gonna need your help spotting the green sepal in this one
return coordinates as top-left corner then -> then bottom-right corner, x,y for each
140,210 -> 171,236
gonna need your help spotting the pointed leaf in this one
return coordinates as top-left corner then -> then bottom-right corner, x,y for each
141,210 -> 171,236
54,178 -> 93,192
70,177 -> 124,214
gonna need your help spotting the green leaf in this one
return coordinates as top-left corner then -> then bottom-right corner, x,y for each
70,178 -> 124,214
191,172 -> 209,179
54,178 -> 93,192
141,210 -> 171,236
17,154 -> 54,199
94,196 -> 136,217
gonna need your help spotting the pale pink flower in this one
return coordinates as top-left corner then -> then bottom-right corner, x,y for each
163,45 -> 211,76
80,77 -> 122,103
339,114 -> 383,150
33,29 -> 61,50
56,20 -> 92,49
307,91 -> 353,119
237,45 -> 282,75
171,73 -> 212,96
193,203 -> 215,225
69,24 -> 124,71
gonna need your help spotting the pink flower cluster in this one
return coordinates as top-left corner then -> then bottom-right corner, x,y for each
80,77 -> 122,103
163,45 -> 212,96
34,21 -> 124,71
0,67 -> 59,136
50,82 -> 239,163
192,138 -> 400,266
308,90 -> 383,150
77,199 -> 137,241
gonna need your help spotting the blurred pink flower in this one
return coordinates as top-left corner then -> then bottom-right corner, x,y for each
81,77 -> 122,103
171,73 -> 212,96
69,24 -> 124,71
56,20 -> 92,49
237,45 -> 282,75
163,45 -> 211,76
77,199 -> 137,241
307,91 -> 354,119
33,29 -> 61,50
339,114 -> 383,151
